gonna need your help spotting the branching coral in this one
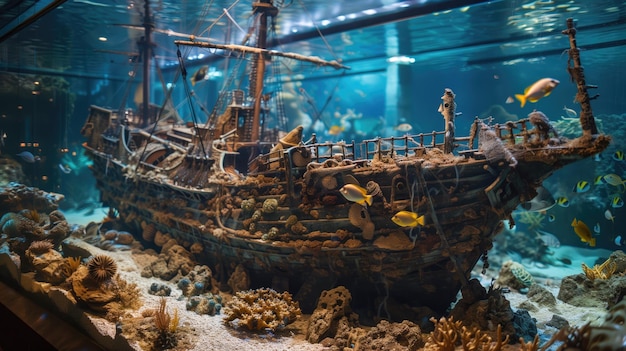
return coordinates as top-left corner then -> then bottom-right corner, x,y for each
154,297 -> 178,350
514,211 -> 545,231
426,316 -> 511,351
582,257 -> 617,280
224,288 -> 301,332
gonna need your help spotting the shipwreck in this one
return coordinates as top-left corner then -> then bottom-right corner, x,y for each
80,0 -> 609,317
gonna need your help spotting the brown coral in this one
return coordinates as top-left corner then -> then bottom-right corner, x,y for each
224,288 -> 301,332
87,254 -> 118,282
426,316 -> 510,351
27,240 -> 54,254
582,257 -> 617,280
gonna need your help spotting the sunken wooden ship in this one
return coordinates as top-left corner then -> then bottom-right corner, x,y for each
80,2 -> 608,316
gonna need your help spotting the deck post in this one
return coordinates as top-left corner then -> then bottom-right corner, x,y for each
562,18 -> 599,136
439,88 -> 456,153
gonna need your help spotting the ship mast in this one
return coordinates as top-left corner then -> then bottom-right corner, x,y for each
249,0 -> 277,142
139,0 -> 154,127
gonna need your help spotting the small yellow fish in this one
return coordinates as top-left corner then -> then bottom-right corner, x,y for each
392,210 -> 425,227
601,173 -> 626,191
571,218 -> 596,247
604,174 -> 625,184
613,150 -> 624,161
515,78 -> 560,108
339,184 -> 372,206
572,180 -> 590,193
328,125 -> 345,136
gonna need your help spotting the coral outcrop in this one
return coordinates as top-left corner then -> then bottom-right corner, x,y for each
357,320 -> 424,351
543,298 -> 626,350
450,279 -> 529,343
224,287 -> 301,331
425,316 -> 511,351
0,182 -> 62,214
306,286 -> 355,343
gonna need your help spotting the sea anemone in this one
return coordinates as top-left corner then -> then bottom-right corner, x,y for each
87,254 -> 118,282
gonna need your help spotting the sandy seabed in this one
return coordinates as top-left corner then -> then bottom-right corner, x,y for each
0,207 -> 614,351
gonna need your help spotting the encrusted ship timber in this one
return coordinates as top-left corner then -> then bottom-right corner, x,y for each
80,7 -> 609,316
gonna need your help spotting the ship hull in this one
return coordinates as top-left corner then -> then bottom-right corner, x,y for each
83,124 -> 609,316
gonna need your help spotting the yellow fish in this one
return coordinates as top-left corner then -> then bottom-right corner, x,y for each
556,196 -> 570,207
572,180 -> 590,193
571,218 -> 596,247
594,175 -> 604,185
515,78 -> 559,108
601,173 -> 626,192
339,184 -> 372,206
392,210 -> 425,227
602,173 -> 626,186
328,125 -> 345,136
612,196 -> 624,208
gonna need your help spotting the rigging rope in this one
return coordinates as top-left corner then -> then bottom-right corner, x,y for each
177,46 -> 208,157
294,0 -> 342,62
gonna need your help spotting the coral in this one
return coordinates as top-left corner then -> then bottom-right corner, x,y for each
58,256 -> 82,279
141,221 -> 157,242
306,286 -> 354,343
426,316 -> 510,351
0,183 -> 61,214
20,209 -> 41,224
240,198 -> 256,213
186,293 -> 222,315
227,263 -> 250,293
27,240 -> 54,254
262,226 -> 280,241
495,261 -> 533,290
115,275 -> 142,309
87,254 -> 118,282
582,256 -> 617,280
357,319 -> 424,351
514,211 -> 545,231
557,272 -> 626,309
154,297 -> 178,350
224,288 -> 301,332
261,198 -> 278,214
142,244 -> 196,281
1,212 -> 45,240
450,279 -> 520,342
510,262 -> 534,288
543,298 -> 626,351
149,283 -> 172,296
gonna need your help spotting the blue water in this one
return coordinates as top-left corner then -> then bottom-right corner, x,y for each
1,0 -> 625,255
